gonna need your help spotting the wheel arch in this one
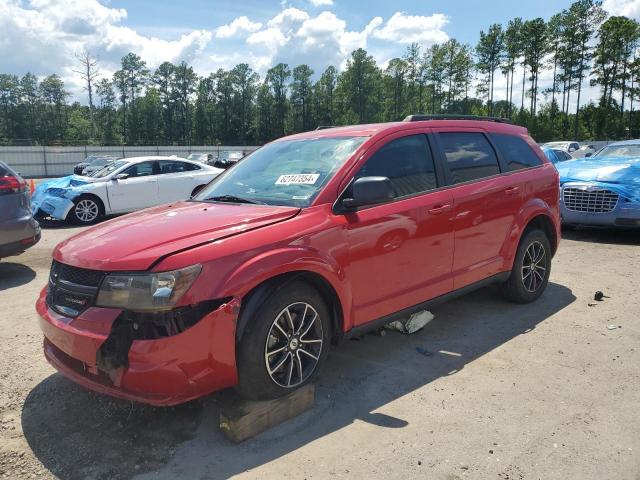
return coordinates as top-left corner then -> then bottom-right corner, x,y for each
524,213 -> 558,255
236,270 -> 345,345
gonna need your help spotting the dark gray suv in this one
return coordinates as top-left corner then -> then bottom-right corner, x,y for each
0,162 -> 40,259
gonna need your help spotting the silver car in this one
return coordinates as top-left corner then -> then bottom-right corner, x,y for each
0,162 -> 40,259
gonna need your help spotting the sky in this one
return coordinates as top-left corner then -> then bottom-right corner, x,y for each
2,0 -> 640,104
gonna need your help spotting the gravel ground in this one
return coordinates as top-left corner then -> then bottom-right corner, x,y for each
0,224 -> 638,480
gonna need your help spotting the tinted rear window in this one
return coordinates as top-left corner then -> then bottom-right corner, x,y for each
438,132 -> 500,184
491,133 -> 542,171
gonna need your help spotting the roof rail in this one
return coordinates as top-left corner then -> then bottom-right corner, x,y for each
315,125 -> 336,130
403,114 -> 513,124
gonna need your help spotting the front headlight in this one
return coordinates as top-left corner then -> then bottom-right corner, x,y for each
96,264 -> 202,312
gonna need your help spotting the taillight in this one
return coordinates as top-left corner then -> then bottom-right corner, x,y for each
0,175 -> 27,195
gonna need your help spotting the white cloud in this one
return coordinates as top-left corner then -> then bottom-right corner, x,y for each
372,12 -> 449,44
603,0 -> 640,18
0,0 -> 212,99
215,16 -> 262,38
310,0 -> 334,6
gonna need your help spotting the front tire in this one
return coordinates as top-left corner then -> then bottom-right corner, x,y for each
236,281 -> 331,400
501,228 -> 551,303
69,195 -> 103,225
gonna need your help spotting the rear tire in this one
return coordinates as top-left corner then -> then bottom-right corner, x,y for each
501,228 -> 551,303
236,281 -> 331,400
69,195 -> 104,225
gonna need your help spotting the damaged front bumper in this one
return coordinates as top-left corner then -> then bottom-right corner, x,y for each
36,288 -> 239,406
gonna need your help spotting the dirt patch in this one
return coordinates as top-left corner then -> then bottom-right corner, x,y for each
1,225 -> 639,479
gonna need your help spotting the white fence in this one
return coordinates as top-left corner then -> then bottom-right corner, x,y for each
0,145 -> 259,178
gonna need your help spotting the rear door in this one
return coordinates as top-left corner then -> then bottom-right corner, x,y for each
340,131 -> 455,326
156,160 -> 202,203
433,128 -> 522,290
107,161 -> 160,212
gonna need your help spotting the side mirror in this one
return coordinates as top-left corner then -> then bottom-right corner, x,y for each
113,173 -> 129,181
585,152 -> 592,157
341,176 -> 395,210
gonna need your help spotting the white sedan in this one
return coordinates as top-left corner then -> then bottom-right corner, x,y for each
32,156 -> 223,224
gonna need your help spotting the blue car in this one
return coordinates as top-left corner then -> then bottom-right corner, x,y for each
554,140 -> 640,228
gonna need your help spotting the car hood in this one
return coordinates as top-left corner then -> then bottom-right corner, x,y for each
556,157 -> 640,202
53,201 -> 301,271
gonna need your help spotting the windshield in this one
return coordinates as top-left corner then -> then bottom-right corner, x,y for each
594,144 -> 640,158
90,157 -> 110,166
194,137 -> 366,207
91,160 -> 128,178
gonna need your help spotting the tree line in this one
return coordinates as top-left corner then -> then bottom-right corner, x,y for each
1,0 -> 640,146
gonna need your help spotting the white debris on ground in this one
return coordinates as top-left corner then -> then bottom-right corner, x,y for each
385,310 -> 434,334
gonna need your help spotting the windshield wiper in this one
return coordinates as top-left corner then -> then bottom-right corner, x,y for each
207,195 -> 265,205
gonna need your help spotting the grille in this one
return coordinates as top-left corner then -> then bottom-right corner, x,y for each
48,260 -> 106,317
563,186 -> 619,213
51,260 -> 105,287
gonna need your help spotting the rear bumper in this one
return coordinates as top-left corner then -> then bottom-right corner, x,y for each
0,216 -> 40,257
36,288 -> 239,406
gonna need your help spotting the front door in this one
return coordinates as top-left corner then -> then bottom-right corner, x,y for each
341,132 -> 455,326
107,160 -> 160,213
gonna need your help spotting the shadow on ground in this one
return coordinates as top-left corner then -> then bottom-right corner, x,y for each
562,226 -> 640,246
0,262 -> 36,291
22,282 -> 575,480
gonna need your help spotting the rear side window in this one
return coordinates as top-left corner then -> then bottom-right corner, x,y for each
491,133 -> 542,171
438,132 -> 500,184
356,134 -> 437,197
159,160 -> 199,174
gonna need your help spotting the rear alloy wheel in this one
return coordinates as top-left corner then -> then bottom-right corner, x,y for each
71,196 -> 102,224
501,228 -> 551,303
236,281 -> 330,400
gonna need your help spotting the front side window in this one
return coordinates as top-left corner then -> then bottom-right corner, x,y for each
439,132 -> 500,184
491,133 -> 542,171
356,134 -> 437,198
195,137 -> 366,207
123,161 -> 157,178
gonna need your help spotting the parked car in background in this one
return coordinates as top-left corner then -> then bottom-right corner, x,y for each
186,153 -> 215,164
73,155 -> 119,176
36,115 -> 560,405
556,139 -> 640,228
571,144 -> 596,158
542,141 -> 580,153
542,147 -> 573,164
32,156 -> 223,224
0,162 -> 40,260
213,150 -> 245,169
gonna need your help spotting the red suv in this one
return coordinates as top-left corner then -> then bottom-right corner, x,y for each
37,116 -> 560,405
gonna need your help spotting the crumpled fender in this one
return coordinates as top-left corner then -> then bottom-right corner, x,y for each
31,175 -> 94,220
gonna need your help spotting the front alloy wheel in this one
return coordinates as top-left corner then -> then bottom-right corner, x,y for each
72,197 -> 102,224
236,281 -> 331,400
265,302 -> 324,388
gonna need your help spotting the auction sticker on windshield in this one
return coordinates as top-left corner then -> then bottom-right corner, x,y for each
275,174 -> 320,185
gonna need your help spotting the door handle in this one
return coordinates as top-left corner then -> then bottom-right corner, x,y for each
504,186 -> 520,195
428,204 -> 451,215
